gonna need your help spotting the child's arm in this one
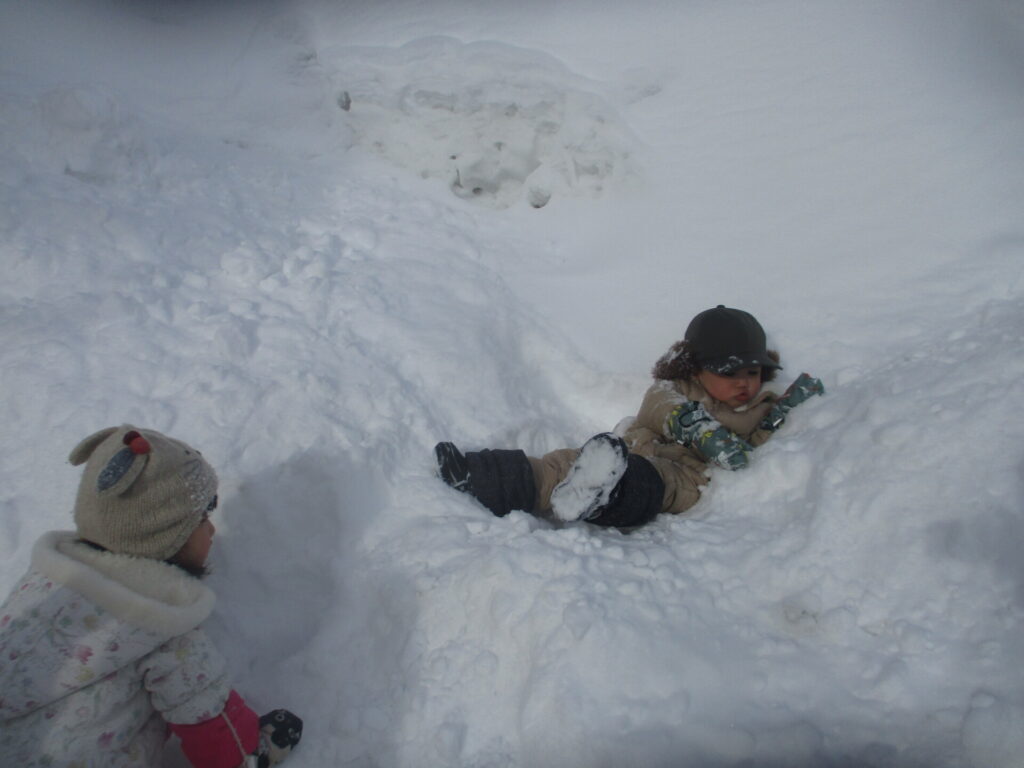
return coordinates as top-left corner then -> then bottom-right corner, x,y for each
633,381 -> 690,437
168,689 -> 260,768
757,373 -> 825,434
141,630 -> 258,768
142,629 -> 302,768
170,699 -> 303,768
666,401 -> 753,470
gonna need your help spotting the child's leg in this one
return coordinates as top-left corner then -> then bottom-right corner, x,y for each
438,442 -> 695,524
535,438 -> 665,529
645,456 -> 705,514
435,443 -> 537,517
527,448 -> 579,512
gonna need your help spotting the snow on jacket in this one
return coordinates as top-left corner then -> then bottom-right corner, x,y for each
0,531 -> 246,767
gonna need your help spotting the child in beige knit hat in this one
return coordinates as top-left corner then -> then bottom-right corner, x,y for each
0,425 -> 303,768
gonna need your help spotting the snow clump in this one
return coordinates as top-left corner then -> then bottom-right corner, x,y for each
318,36 -> 635,209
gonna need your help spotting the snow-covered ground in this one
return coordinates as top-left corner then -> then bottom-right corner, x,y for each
2,1 -> 1024,766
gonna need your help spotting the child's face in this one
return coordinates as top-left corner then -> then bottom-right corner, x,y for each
698,366 -> 763,408
175,516 -> 216,572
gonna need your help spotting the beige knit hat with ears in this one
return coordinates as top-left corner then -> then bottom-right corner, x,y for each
70,425 -> 218,560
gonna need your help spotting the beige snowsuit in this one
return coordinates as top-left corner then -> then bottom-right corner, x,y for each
528,378 -> 778,515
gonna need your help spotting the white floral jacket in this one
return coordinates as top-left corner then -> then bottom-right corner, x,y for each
0,531 -> 232,767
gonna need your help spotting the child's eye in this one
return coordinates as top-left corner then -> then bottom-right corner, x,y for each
726,368 -> 760,378
205,495 -> 218,512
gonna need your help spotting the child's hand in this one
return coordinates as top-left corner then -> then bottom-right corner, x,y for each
668,401 -> 753,470
250,709 -> 303,767
780,373 -> 825,406
760,373 -> 825,432
696,426 -> 754,470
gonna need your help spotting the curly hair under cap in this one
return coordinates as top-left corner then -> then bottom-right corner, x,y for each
652,340 -> 780,382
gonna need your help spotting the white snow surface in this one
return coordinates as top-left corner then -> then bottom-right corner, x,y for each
2,1 -> 1024,766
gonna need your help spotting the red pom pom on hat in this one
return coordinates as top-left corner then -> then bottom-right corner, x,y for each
122,430 -> 151,455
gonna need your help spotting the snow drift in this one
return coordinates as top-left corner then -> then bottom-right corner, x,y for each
2,1 -> 1023,766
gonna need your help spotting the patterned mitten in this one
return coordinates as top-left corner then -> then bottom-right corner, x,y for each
760,373 -> 825,432
667,401 -> 753,471
251,710 -> 303,768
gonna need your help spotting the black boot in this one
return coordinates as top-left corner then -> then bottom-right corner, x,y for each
434,442 -> 537,518
550,433 -> 664,529
550,433 -> 629,522
435,441 -> 470,491
586,454 -> 664,529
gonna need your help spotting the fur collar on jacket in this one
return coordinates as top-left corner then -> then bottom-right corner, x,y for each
31,531 -> 216,637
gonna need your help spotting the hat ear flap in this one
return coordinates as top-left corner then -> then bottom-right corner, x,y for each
97,446 -> 151,495
69,427 -> 119,466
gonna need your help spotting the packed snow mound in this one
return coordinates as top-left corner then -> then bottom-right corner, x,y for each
1,86 -> 154,194
3,1 -> 1024,767
319,37 -> 635,209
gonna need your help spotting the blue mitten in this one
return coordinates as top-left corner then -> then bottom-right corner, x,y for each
760,373 -> 825,432
667,401 -> 753,471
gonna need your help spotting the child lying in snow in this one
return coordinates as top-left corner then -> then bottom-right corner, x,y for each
435,305 -> 824,529
0,426 -> 302,768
